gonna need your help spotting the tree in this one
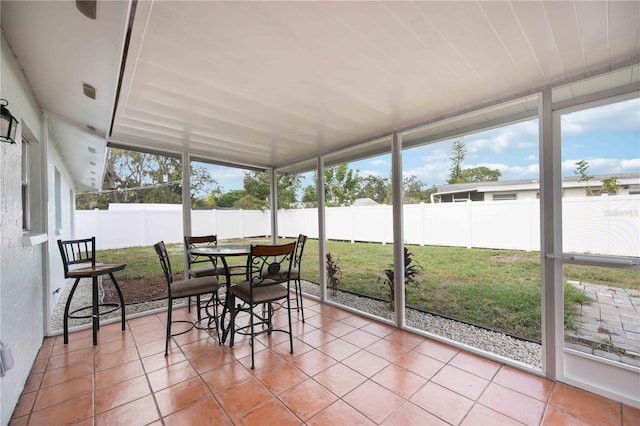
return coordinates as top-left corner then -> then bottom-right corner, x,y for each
447,140 -> 467,184
191,167 -> 221,207
446,141 -> 501,186
461,166 -> 501,183
198,191 -> 219,208
78,148 -> 220,209
575,160 -> 593,196
326,164 -> 360,206
242,171 -> 270,209
76,191 -> 111,210
402,175 -> 436,204
277,174 -> 303,209
216,189 -> 246,208
601,177 -> 619,195
233,194 -> 263,210
385,175 -> 436,204
301,184 -> 318,208
240,171 -> 302,210
356,175 -> 389,204
302,164 -> 360,207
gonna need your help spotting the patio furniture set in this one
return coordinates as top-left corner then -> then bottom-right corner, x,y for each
57,234 -> 308,369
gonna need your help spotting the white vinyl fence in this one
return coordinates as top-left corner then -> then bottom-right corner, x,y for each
77,195 -> 639,257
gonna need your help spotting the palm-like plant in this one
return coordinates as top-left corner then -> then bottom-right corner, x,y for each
326,252 -> 342,296
380,247 -> 423,304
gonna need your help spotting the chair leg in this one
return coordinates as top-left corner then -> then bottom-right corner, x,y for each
92,277 -> 99,345
293,281 -> 300,312
110,273 -> 126,332
287,295 -> 294,355
165,299 -> 172,357
206,291 -> 221,343
266,303 -> 273,335
220,290 -> 232,344
229,296 -> 237,348
196,295 -> 202,321
297,278 -> 305,323
187,296 -> 192,313
63,278 -> 82,344
250,303 -> 255,369
214,291 -> 221,342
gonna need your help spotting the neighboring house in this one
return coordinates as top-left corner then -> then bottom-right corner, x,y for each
434,173 -> 640,203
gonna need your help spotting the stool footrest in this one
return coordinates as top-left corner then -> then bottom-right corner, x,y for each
67,302 -> 122,319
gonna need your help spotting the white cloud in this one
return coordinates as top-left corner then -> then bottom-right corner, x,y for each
561,157 -> 639,175
466,162 -> 539,180
561,98 -> 640,137
368,159 -> 387,167
466,120 -> 538,156
359,169 -> 383,178
207,165 -> 246,180
404,162 -> 450,185
621,158 -> 640,170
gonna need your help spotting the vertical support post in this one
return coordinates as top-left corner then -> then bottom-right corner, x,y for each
317,157 -> 327,303
43,113 -> 53,334
391,133 -> 405,326
270,168 -> 278,244
181,152 -> 192,274
467,199 -> 473,249
539,87 -> 562,380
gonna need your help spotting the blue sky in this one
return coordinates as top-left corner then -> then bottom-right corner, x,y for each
204,97 -> 639,192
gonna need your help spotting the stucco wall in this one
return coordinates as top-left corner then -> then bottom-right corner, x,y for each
46,140 -> 78,313
0,32 -> 46,425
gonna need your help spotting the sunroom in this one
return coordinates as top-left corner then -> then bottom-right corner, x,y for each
1,1 -> 638,424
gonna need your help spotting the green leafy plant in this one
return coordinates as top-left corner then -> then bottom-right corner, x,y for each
601,177 -> 619,195
326,251 -> 342,296
379,247 -> 423,304
592,337 -> 628,357
575,159 -> 593,196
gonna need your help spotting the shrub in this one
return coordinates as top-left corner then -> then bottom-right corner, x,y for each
379,247 -> 423,304
326,251 -> 342,296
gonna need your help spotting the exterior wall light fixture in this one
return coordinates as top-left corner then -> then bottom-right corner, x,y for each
0,99 -> 19,144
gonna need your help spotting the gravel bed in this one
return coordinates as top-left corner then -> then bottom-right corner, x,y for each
52,277 -> 542,368
301,281 -> 542,368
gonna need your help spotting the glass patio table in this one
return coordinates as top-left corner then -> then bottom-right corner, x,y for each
188,244 -> 251,343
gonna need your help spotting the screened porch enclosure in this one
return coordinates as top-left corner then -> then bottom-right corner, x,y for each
61,75 -> 639,407
2,2 -> 639,420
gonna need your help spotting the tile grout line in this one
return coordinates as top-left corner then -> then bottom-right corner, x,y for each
128,312 -> 164,424
13,303 -> 636,426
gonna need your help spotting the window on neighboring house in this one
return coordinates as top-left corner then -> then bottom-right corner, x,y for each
493,193 -> 517,201
453,192 -> 470,202
22,137 -> 30,231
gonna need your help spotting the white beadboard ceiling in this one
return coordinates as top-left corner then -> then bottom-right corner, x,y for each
2,1 -> 639,190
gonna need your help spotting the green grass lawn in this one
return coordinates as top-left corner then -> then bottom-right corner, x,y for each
98,238 -> 638,343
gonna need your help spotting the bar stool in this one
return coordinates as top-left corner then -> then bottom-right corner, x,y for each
57,237 -> 126,345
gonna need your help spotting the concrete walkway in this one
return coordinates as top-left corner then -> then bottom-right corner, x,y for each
566,281 -> 640,366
